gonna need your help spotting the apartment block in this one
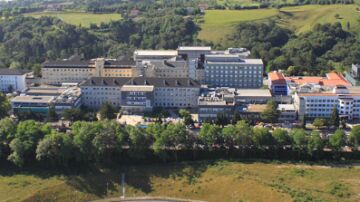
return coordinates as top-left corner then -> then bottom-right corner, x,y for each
204,55 -> 263,88
0,69 -> 27,93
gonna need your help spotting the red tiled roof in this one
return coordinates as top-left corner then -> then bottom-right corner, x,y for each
286,73 -> 351,87
268,71 -> 286,84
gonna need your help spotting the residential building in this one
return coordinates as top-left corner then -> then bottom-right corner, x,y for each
204,55 -> 263,88
294,85 -> 360,121
0,69 -> 27,92
80,77 -> 201,112
42,56 -> 138,84
268,71 -> 288,96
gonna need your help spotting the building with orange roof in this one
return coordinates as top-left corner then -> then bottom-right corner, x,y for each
286,72 -> 351,87
268,71 -> 288,96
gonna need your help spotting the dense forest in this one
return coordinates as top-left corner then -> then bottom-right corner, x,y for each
225,21 -> 360,75
0,15 -> 198,69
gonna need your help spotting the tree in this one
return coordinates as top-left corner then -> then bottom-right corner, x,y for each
178,109 -> 194,126
199,123 -> 222,149
312,118 -> 327,129
261,100 -> 280,123
0,93 -> 10,119
329,129 -> 346,151
215,112 -> 229,127
62,108 -> 84,121
0,117 -> 17,158
32,64 -> 42,77
92,121 -> 123,163
307,131 -> 324,155
8,121 -> 48,166
349,125 -> 360,147
222,125 -> 237,148
252,127 -> 273,147
99,102 -> 117,120
127,125 -> 152,159
36,132 -> 74,167
234,120 -> 253,147
291,128 -> 308,150
330,106 -> 339,128
272,128 -> 291,146
47,105 -> 58,122
153,123 -> 191,161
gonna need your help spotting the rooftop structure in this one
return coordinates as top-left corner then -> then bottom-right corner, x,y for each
287,72 -> 350,87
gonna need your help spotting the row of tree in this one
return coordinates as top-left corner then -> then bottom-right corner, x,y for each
0,118 -> 359,168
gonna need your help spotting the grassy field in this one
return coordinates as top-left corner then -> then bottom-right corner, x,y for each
25,12 -> 122,27
1,160 -> 359,202
198,5 -> 360,43
198,9 -> 279,43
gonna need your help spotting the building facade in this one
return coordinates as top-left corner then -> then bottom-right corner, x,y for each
42,56 -> 138,84
0,69 -> 27,92
294,85 -> 360,121
204,55 -> 263,88
80,77 -> 201,112
268,71 -> 288,96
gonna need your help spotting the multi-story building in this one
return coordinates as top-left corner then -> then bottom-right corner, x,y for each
80,77 -> 201,112
268,71 -> 288,96
278,104 -> 297,122
294,85 -> 360,121
42,56 -> 138,84
204,55 -> 263,88
133,50 -> 178,61
0,69 -> 27,93
139,57 -> 189,78
345,64 -> 360,86
11,85 -> 81,117
197,88 -> 272,122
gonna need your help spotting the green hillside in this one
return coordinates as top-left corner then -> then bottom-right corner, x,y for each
198,5 -> 360,43
25,12 -> 122,27
1,161 -> 359,202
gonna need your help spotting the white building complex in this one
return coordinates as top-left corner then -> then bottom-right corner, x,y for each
0,69 -> 27,93
80,77 -> 201,112
294,85 -> 360,121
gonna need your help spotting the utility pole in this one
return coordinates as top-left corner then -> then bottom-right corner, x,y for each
121,173 -> 125,199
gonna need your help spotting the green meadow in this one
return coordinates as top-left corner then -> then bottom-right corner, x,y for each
198,5 -> 360,43
25,12 -> 122,27
1,161 -> 359,202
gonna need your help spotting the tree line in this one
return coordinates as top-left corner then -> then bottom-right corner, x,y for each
0,117 -> 359,168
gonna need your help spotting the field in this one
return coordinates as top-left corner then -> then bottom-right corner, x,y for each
25,12 -> 122,27
198,5 -> 360,43
1,160 -> 360,202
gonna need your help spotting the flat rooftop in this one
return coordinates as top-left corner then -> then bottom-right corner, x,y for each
178,46 -> 211,51
246,104 -> 267,113
278,104 -> 296,111
134,50 -> 178,56
235,89 -> 272,97
12,96 -> 54,103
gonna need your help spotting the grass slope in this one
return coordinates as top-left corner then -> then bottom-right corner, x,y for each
198,5 -> 360,43
1,160 -> 359,202
198,9 -> 279,43
25,12 -> 122,27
